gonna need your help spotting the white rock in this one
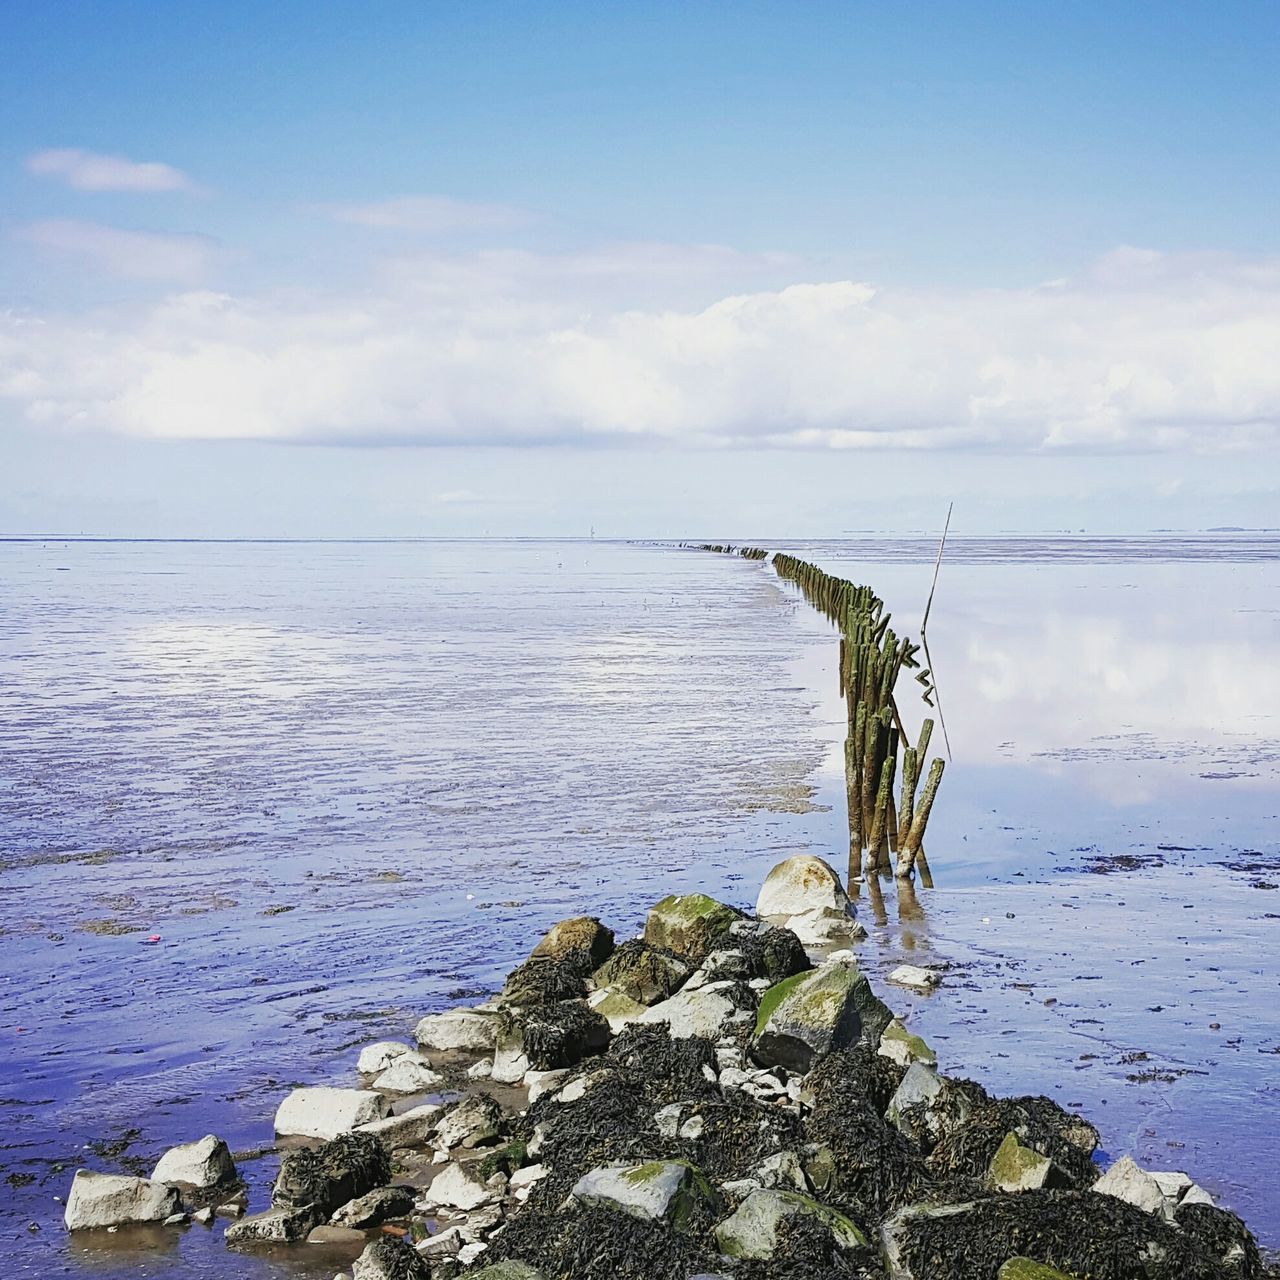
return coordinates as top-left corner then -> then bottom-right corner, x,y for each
373,1054 -> 444,1094
655,1103 -> 686,1138
1093,1155 -> 1166,1216
457,1242 -> 488,1264
509,1163 -> 548,1191
418,1224 -> 464,1257
638,983 -> 742,1040
466,1059 -> 493,1080
1150,1170 -> 1193,1200
678,1114 -> 705,1140
355,1102 -> 442,1148
430,1162 -> 499,1212
414,1008 -> 501,1055
491,1041 -> 531,1085
569,1160 -> 710,1224
754,1151 -> 808,1193
64,1171 -> 182,1230
888,964 -> 941,992
150,1134 -> 236,1188
556,1075 -> 596,1104
525,1069 -> 569,1102
274,1087 -> 389,1140
1182,1183 -> 1215,1207
757,855 -> 852,919
357,1041 -> 412,1075
786,907 -> 867,948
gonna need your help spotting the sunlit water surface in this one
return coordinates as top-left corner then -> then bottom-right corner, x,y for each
1,535 -> 1276,1275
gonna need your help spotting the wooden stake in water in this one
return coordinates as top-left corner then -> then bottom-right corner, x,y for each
899,757 -> 945,879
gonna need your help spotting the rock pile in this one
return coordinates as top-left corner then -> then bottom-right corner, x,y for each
59,856 -> 1274,1280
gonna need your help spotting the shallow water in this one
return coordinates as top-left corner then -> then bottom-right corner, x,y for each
0,535 -> 1277,1274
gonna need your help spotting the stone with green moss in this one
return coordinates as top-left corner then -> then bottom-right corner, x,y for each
467,1263 -> 548,1280
530,916 -> 615,965
997,1259 -> 1079,1280
751,960 -> 892,1072
587,986 -> 647,1033
878,1018 -> 937,1067
568,1159 -> 718,1231
989,1132 -> 1053,1193
593,942 -> 690,1006
643,894 -> 742,962
714,1188 -> 867,1260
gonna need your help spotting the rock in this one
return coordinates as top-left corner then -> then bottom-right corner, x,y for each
784,906 -> 867,947
493,1001 -> 610,1080
593,941 -> 691,1006
224,1205 -> 321,1245
192,1207 -> 214,1225
756,855 -> 852,919
643,893 -> 742,962
988,1132 -> 1054,1192
525,1068 -> 570,1102
1175,1201 -> 1263,1278
752,961 -> 892,1073
275,1087 -> 390,1140
586,987 -> 647,1033
430,1161 -> 500,1212
568,1160 -> 717,1229
467,1264 -> 547,1280
530,916 -> 615,966
372,1054 -> 444,1094
638,982 -> 746,1040
273,1132 -> 392,1219
215,1198 -> 246,1218
888,964 -> 941,992
352,1236 -> 431,1280
63,1171 -> 182,1231
434,1093 -> 503,1150
887,1063 -> 976,1147
997,1261 -> 1078,1280
419,1225 -> 464,1257
752,1151 -> 809,1193
308,1224 -> 368,1244
164,1211 -> 189,1226
468,1059 -> 494,1080
331,1184 -> 415,1227
508,1163 -> 548,1193
882,1191 -> 1228,1280
1181,1183 -> 1215,1207
150,1134 -> 237,1189
1092,1155 -> 1165,1216
711,922 -> 810,985
355,1103 -> 441,1148
714,1188 -> 866,1260
414,1007 -> 501,1056
879,1019 -> 937,1067
357,1042 -> 412,1075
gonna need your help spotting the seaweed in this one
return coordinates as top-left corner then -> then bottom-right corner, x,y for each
272,1131 -> 390,1217
480,1200 -> 719,1280
357,1234 -> 431,1279
607,1022 -> 721,1105
1174,1201 -> 1265,1280
892,1190 -> 1233,1280
501,1000 -> 611,1070
926,1095 -> 1098,1190
502,951 -> 595,1007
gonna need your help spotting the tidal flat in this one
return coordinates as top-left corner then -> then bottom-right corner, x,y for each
0,535 -> 1276,1275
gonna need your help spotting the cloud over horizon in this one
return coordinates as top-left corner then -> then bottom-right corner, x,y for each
26,148 -> 194,193
16,219 -> 222,282
2,244 -> 1278,455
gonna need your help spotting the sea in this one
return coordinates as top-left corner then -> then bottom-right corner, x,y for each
1,535 -> 1277,1276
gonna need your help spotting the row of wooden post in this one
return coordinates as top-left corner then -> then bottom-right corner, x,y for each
685,542 -> 946,885
761,551 -> 946,887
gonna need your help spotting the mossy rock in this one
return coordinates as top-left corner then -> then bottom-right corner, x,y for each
570,1159 -> 719,1232
594,941 -> 690,1006
643,894 -> 742,962
531,916 -> 615,966
468,1263 -> 547,1280
714,1188 -> 867,1260
752,961 -> 892,1073
989,1132 -> 1053,1193
998,1260 -> 1079,1280
879,1018 -> 937,1067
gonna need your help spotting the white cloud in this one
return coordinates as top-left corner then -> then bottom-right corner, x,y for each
2,245 -> 1279,453
16,220 -> 220,282
325,195 -> 530,233
26,148 -> 193,193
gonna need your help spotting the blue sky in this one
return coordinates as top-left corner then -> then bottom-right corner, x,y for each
2,2 -> 1278,536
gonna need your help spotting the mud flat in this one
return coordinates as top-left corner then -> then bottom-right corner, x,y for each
56,856 -> 1277,1280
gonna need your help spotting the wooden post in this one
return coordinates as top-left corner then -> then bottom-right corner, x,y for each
899,758 -> 945,879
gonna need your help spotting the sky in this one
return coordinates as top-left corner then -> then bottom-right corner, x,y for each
2,0 -> 1279,537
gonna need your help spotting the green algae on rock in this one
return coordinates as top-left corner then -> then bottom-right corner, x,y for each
643,893 -> 742,962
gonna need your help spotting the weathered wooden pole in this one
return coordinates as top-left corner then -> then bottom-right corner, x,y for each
899,757 -> 945,879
